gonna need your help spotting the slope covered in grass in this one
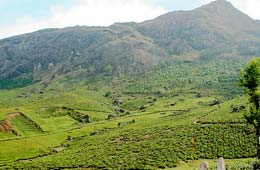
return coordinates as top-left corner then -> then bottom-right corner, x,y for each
0,56 -> 254,169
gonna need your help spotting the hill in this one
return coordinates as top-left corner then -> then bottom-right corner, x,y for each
0,25 -> 168,82
0,0 -> 260,84
137,0 -> 260,56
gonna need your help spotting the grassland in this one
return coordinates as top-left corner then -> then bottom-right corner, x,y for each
0,59 -> 255,169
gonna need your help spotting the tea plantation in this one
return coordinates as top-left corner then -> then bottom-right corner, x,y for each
0,59 -> 256,169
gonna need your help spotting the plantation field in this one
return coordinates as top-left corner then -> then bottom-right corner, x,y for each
171,159 -> 253,170
0,59 -> 255,169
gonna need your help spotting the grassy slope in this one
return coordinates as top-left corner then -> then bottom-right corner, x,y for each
0,93 -> 254,169
0,59 -> 254,169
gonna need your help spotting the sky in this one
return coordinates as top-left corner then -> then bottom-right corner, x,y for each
0,0 -> 260,39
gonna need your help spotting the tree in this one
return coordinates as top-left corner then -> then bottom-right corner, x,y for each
239,57 -> 260,158
103,64 -> 113,75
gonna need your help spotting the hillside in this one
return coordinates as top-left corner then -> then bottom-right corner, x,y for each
0,0 -> 260,85
0,25 -> 168,82
0,0 -> 259,169
137,0 -> 260,56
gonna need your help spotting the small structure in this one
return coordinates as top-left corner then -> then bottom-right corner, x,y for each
217,157 -> 225,170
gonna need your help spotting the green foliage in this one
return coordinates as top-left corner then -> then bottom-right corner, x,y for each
240,58 -> 260,93
0,77 -> 34,89
196,124 -> 256,159
11,115 -> 43,136
0,62 -> 253,169
0,44 -> 254,170
3,124 -> 255,169
240,57 -> 260,127
117,59 -> 245,96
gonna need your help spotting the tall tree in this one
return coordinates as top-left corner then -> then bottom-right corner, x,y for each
240,57 -> 260,158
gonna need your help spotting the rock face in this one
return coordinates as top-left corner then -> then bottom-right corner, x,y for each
217,157 -> 226,170
200,161 -> 209,170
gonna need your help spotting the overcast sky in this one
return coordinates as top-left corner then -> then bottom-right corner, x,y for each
0,0 -> 260,39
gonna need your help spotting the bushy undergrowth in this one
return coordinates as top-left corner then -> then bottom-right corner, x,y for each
116,59 -> 245,97
0,58 -> 253,169
5,123 -> 255,170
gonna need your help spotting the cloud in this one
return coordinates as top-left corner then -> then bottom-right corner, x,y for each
230,0 -> 260,20
0,0 -> 167,39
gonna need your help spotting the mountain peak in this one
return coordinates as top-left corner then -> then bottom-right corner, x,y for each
137,0 -> 260,55
200,0 -> 235,11
197,0 -> 250,21
212,0 -> 231,4
208,0 -> 233,6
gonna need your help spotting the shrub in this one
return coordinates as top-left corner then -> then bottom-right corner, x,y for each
252,160 -> 260,170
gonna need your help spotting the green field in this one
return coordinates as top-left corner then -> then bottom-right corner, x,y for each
0,59 -> 256,169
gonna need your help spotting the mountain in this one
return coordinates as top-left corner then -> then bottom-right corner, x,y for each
0,25 -> 168,81
137,0 -> 260,55
0,0 -> 260,82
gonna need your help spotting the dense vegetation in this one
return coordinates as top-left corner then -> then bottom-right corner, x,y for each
0,58 -> 255,169
2,124 -> 255,170
116,59 -> 245,96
